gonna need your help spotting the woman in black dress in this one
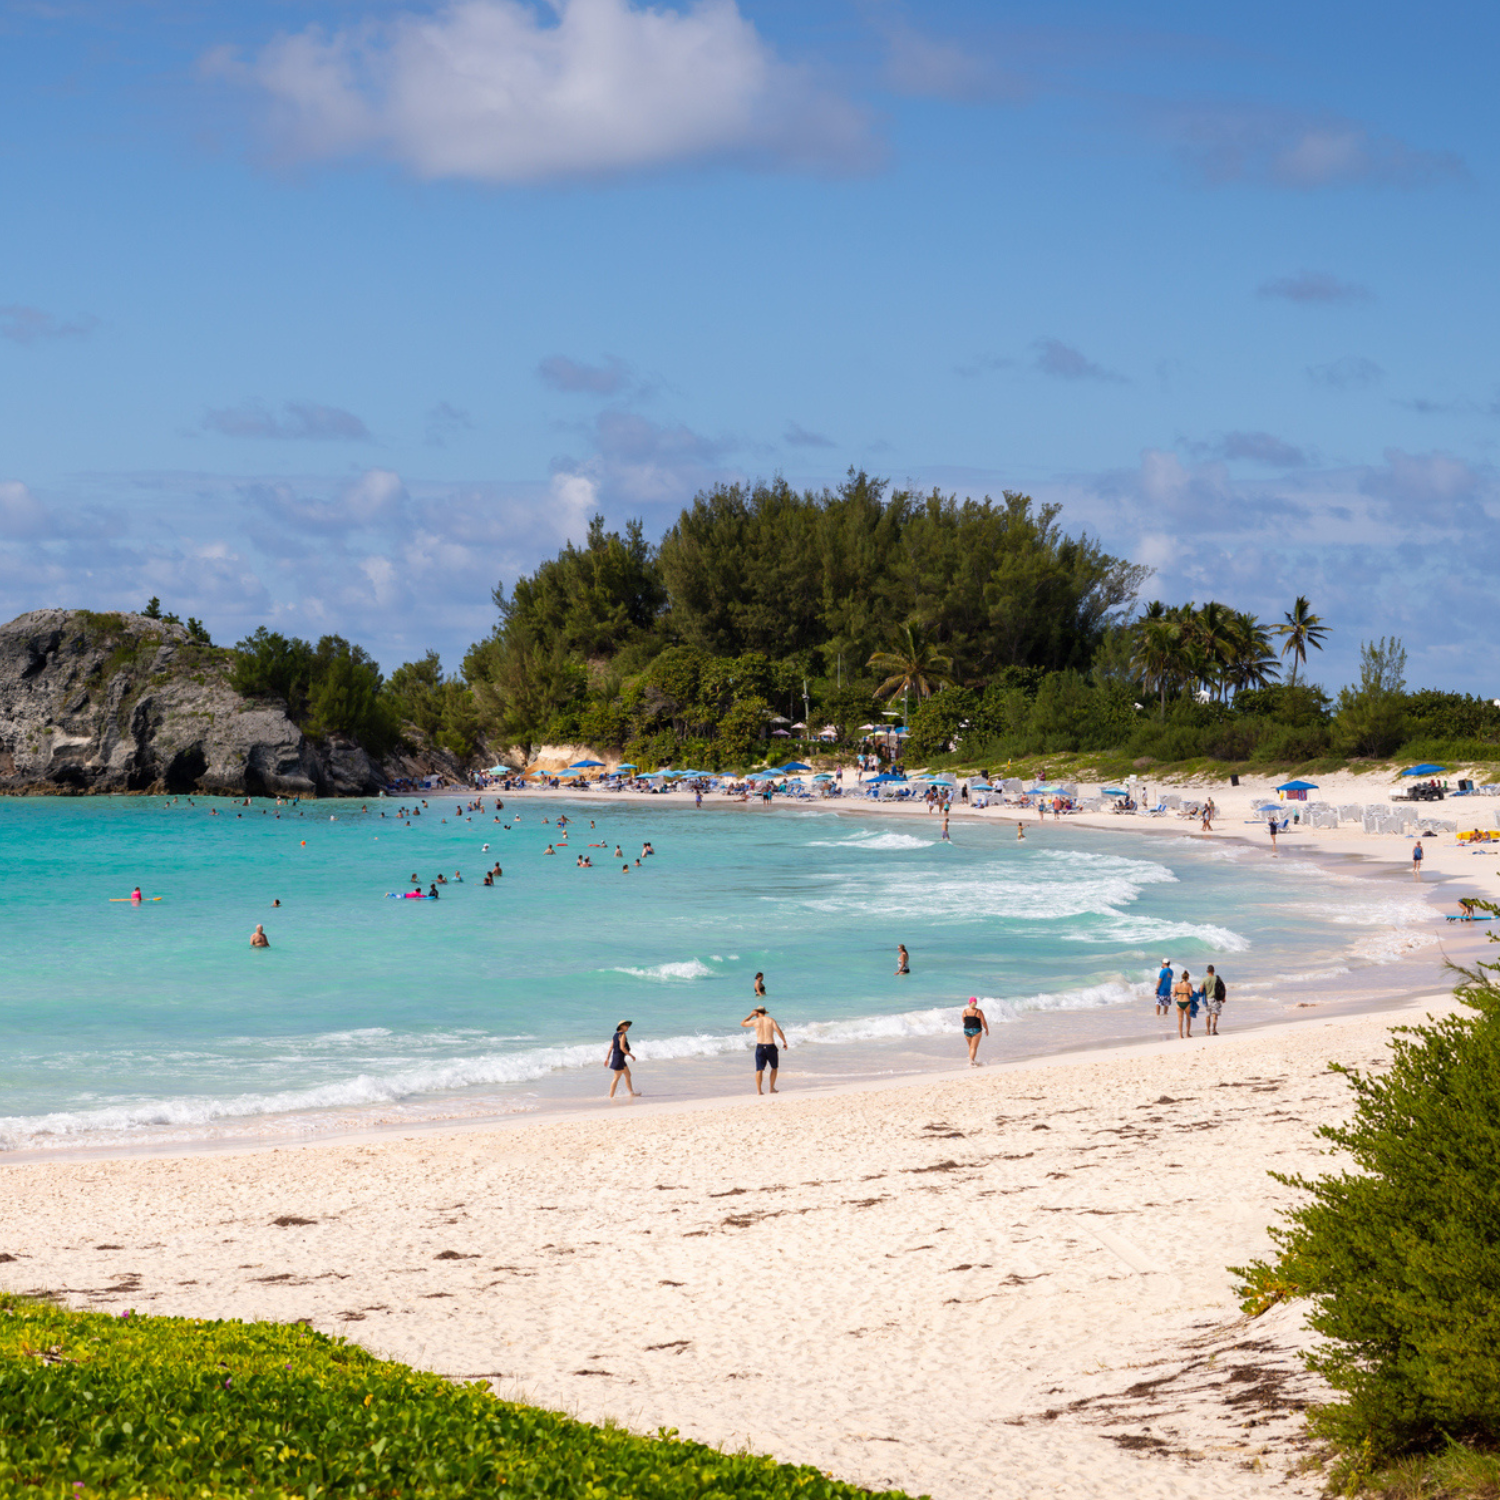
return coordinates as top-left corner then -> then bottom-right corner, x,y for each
606,1020 -> 637,1099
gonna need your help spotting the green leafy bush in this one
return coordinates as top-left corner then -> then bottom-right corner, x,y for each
0,1298 -> 918,1500
1233,924 -> 1500,1483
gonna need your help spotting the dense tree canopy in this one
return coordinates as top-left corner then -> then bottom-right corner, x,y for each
464,473 -> 1149,758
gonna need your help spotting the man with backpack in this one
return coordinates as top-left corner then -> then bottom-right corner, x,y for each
1203,966 -> 1227,1035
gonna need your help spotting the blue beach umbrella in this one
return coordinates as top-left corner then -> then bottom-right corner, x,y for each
1401,763 -> 1446,777
567,759 -> 606,769
781,761 -> 813,772
1275,780 -> 1319,792
616,763 -> 638,771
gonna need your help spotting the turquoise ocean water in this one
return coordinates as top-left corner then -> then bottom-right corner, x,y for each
0,794 -> 1442,1153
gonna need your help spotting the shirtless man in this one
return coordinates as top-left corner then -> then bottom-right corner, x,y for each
740,1006 -> 789,1094
250,924 -> 270,948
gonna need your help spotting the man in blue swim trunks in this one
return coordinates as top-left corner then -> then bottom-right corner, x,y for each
740,1006 -> 789,1095
1155,959 -> 1173,1017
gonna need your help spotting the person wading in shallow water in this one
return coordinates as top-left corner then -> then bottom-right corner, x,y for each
741,1006 -> 789,1095
1172,969 -> 1194,1038
606,1020 -> 638,1099
961,997 -> 989,1065
895,944 -> 910,975
1203,965 -> 1227,1035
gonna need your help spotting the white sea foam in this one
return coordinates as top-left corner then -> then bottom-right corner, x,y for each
0,979 -> 1151,1150
609,958 -> 715,981
790,848 -> 1178,923
806,831 -> 932,850
1060,915 -> 1252,953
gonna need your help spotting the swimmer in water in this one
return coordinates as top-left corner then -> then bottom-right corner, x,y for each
895,943 -> 909,975
614,846 -> 623,858
544,844 -> 556,855
250,924 -> 270,948
130,886 -> 143,903
271,898 -> 281,907
428,884 -> 440,899
1016,823 -> 1026,840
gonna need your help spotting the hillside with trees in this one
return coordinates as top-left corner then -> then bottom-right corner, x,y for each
453,473 -> 1499,773
201,471 -> 1500,779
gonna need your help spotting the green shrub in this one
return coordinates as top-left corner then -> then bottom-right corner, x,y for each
0,1298 -> 918,1500
1233,922 -> 1500,1482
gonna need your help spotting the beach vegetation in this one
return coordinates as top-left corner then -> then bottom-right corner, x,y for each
229,629 -> 423,756
384,650 -> 481,758
200,478 -> 1500,777
1232,923 -> 1500,1491
0,1297 -> 917,1500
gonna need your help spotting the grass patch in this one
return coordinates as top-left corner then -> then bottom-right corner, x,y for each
0,1295 -> 919,1499
1345,1440 -> 1500,1498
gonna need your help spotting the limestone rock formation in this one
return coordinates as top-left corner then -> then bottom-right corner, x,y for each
0,609 -> 378,795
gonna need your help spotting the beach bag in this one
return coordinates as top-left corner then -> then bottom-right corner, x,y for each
1213,975 -> 1226,1003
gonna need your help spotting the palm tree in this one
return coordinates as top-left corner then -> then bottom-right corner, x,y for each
868,622 -> 954,723
1130,614 -> 1182,718
1223,611 -> 1281,697
1275,596 -> 1329,682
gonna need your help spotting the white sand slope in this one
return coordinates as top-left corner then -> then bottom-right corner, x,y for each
1,999 -> 1462,1499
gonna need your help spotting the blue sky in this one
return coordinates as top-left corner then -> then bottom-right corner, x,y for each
1,0 -> 1496,691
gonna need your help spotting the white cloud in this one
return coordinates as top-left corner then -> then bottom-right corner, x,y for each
1032,338 -> 1126,384
224,0 -> 873,183
203,399 -> 372,441
1257,270 -> 1373,305
538,353 -> 633,395
0,481 -> 52,539
783,420 -> 834,449
1159,104 -> 1464,190
0,305 -> 97,345
1308,355 -> 1384,390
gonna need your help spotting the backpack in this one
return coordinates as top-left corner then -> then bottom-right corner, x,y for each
1213,975 -> 1226,1003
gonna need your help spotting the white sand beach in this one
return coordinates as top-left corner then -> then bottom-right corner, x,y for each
6,775 -> 1496,1497
0,991 -> 1479,1500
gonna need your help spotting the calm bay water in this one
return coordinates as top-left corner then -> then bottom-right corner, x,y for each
0,793 -> 1440,1153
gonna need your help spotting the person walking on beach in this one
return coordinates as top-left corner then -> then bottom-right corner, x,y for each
895,944 -> 910,975
606,1020 -> 637,1099
741,1006 -> 788,1094
961,997 -> 989,1065
1268,818 -> 1278,853
1155,960 -> 1173,1017
1203,966 -> 1226,1035
1412,838 -> 1425,880
1172,969 -> 1194,1038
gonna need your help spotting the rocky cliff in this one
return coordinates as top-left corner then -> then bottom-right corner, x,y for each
0,609 -> 448,796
